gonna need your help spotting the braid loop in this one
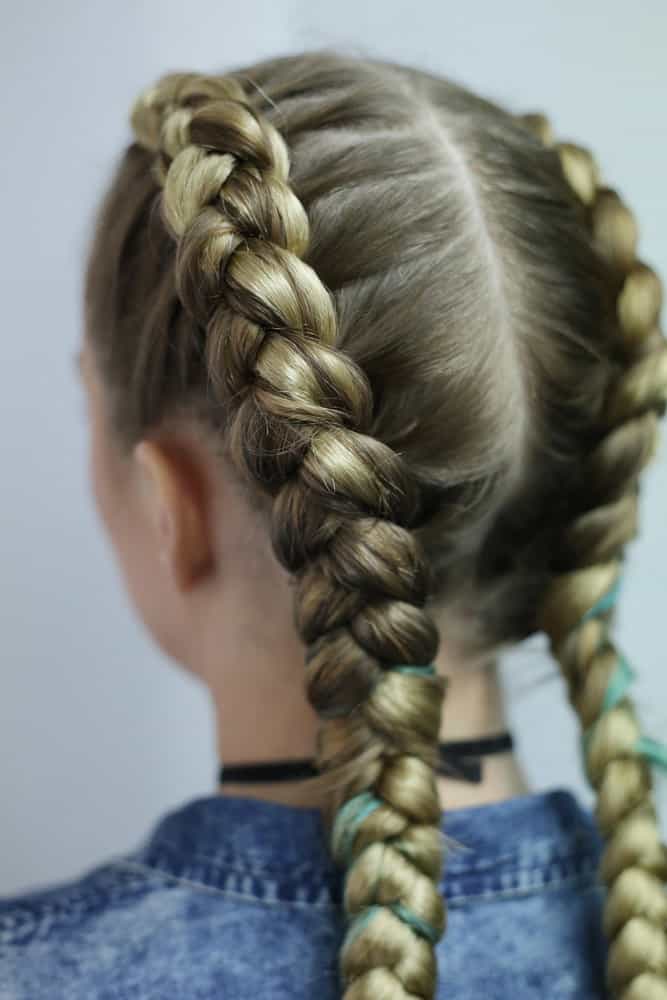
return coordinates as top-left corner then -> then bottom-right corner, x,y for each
518,111 -> 667,1000
131,71 -> 448,999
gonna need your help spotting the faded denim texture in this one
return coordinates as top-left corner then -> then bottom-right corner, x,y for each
0,787 -> 609,999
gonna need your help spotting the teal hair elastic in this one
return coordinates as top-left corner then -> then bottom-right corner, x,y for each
601,651 -> 636,714
633,736 -> 667,771
580,651 -> 636,756
332,665 -> 436,866
343,901 -> 440,949
388,663 -> 438,677
345,842 -> 440,947
577,574 -> 667,775
579,573 -> 623,625
333,794 -> 441,947
332,663 -> 441,951
331,791 -> 385,868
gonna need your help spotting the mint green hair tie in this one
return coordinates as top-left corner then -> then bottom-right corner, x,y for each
633,736 -> 667,771
332,791 -> 384,867
576,583 -> 667,775
581,725 -> 667,776
578,570 -> 629,759
579,573 -> 623,625
343,901 -> 440,949
579,651 -> 667,774
580,652 -> 635,756
389,663 -> 437,677
601,651 -> 636,714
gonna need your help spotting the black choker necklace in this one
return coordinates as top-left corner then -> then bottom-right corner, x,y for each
219,731 -> 514,786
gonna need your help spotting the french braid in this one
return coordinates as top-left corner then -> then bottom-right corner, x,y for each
130,72 -> 449,1000
517,113 -> 667,999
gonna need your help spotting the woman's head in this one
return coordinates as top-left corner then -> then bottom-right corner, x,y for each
81,51 -> 667,1000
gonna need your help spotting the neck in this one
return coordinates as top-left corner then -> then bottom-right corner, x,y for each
214,655 -> 530,811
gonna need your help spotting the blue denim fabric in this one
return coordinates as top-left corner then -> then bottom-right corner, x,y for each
0,787 -> 609,999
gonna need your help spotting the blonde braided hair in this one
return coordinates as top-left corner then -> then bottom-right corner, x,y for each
130,71 -> 449,999
518,113 -> 667,998
79,52 -> 667,999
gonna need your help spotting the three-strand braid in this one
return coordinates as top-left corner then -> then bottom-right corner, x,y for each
130,72 -> 448,999
517,112 -> 667,999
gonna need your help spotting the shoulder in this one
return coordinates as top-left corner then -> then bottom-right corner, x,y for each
0,855 -> 343,1000
0,858 -> 165,999
0,857 -> 165,945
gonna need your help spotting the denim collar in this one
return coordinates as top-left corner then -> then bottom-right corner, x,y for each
124,787 -> 603,905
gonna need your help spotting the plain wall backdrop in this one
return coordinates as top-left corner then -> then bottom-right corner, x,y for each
1,0 -> 666,895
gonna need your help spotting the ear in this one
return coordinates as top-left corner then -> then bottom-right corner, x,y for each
133,439 -> 213,590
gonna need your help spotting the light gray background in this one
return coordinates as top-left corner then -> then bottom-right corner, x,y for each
1,1 -> 666,896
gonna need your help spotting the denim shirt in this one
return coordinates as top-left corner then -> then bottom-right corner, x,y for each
0,787 -> 609,999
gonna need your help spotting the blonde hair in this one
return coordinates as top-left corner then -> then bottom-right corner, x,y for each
83,51 -> 667,999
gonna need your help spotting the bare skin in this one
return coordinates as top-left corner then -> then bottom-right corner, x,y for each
77,338 -> 530,815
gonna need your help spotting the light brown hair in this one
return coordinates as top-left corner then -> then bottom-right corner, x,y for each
83,50 -> 667,999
